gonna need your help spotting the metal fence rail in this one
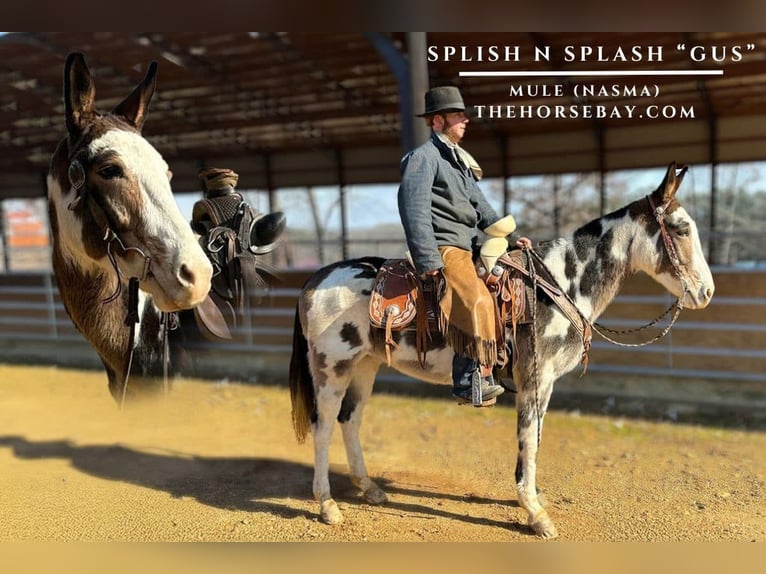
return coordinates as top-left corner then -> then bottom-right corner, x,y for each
0,270 -> 764,385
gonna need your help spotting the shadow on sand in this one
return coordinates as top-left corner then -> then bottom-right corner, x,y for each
0,435 -> 527,533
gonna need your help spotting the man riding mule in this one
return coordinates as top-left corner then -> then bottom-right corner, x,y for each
397,85 -> 531,406
290,161 -> 714,536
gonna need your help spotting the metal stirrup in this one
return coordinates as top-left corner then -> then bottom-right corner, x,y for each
472,370 -> 483,406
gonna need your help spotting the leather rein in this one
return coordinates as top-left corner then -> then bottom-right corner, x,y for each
67,154 -> 173,408
526,193 -> 691,351
587,194 -> 690,346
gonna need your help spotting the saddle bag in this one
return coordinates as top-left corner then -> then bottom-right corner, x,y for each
369,259 -> 440,367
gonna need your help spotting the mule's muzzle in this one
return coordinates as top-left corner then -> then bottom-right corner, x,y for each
697,284 -> 715,308
147,253 -> 212,312
174,257 -> 213,308
684,282 -> 715,310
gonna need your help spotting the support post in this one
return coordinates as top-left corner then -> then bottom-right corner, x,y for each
499,135 -> 510,217
708,117 -> 719,265
367,32 -> 430,154
336,149 -> 348,261
597,125 -> 606,216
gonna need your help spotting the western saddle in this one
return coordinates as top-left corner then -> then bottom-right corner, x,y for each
190,168 -> 285,342
368,244 -> 592,373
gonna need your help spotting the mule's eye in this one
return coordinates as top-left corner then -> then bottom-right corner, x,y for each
98,164 -> 123,179
673,223 -> 690,237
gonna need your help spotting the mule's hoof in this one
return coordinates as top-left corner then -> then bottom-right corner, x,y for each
363,485 -> 388,505
320,499 -> 344,525
529,512 -> 558,539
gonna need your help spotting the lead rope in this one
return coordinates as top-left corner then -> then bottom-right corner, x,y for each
590,296 -> 685,348
119,288 -> 173,408
162,311 -> 172,395
120,277 -> 141,409
100,227 -> 171,408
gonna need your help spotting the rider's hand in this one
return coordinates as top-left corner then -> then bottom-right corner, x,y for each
516,236 -> 533,249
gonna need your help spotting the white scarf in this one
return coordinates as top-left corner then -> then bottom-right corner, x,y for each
435,132 -> 483,181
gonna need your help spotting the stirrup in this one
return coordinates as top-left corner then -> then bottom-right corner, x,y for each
452,378 -> 504,407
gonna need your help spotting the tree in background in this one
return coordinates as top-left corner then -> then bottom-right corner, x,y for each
716,164 -> 766,265
486,172 -> 629,242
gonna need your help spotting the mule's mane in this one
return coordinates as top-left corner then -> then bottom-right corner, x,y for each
529,194 -> 661,322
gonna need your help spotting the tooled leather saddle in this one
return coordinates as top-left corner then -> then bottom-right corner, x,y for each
479,249 -> 592,371
368,249 -> 592,371
190,169 -> 285,343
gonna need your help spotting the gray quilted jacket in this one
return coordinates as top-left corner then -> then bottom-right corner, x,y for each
397,132 -> 499,275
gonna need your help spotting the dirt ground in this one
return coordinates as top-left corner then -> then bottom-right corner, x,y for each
0,363 -> 763,543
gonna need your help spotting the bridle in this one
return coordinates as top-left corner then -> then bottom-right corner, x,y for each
522,191 -> 694,355
66,148 -> 173,408
586,193 -> 691,347
67,146 -> 154,299
647,193 -> 691,298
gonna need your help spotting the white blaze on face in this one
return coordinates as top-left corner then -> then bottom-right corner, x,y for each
90,130 -> 211,309
87,130 -> 192,255
51,128 -> 211,310
681,206 -> 715,299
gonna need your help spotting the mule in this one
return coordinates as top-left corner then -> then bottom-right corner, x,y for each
48,53 -> 279,403
289,162 -> 715,539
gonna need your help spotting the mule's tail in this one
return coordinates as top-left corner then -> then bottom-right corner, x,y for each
289,303 -> 314,444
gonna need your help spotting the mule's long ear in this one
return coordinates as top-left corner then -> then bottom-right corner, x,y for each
655,161 -> 687,205
64,52 -> 96,139
662,161 -> 688,202
111,61 -> 158,132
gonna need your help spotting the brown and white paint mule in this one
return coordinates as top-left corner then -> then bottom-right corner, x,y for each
48,53 -> 212,402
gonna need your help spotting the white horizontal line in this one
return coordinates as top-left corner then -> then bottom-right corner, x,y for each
459,70 -> 724,77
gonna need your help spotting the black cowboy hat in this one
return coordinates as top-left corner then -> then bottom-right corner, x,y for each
416,86 -> 466,117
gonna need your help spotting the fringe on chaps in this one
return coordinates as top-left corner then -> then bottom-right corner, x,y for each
437,246 -> 498,367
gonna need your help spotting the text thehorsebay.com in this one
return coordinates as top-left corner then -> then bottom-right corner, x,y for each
427,42 -> 757,121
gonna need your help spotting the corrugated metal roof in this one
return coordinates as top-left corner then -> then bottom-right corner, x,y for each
2,31 -> 766,198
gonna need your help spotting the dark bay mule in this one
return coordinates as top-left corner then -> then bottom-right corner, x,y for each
47,53 -> 217,402
289,163 -> 715,538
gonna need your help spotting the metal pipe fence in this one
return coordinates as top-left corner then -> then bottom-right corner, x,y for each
0,270 -> 764,387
